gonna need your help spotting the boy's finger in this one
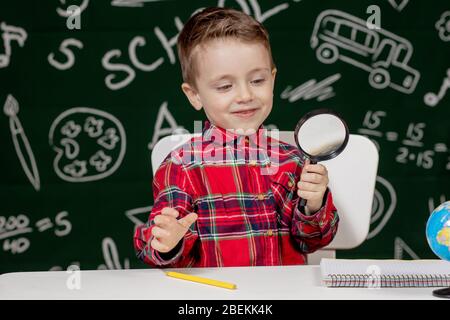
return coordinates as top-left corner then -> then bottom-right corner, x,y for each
304,159 -> 310,168
297,181 -> 326,193
151,226 -> 169,239
150,237 -> 169,253
161,207 -> 180,218
304,164 -> 327,174
297,189 -> 321,200
300,172 -> 323,184
154,214 -> 170,227
178,212 -> 198,229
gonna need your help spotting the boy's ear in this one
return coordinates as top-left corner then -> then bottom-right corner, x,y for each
181,83 -> 203,111
271,68 -> 277,90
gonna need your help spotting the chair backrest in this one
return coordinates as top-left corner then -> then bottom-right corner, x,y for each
151,132 -> 378,260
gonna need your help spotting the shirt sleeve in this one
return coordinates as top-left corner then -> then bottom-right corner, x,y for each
133,158 -> 199,268
271,162 -> 339,254
291,188 -> 339,254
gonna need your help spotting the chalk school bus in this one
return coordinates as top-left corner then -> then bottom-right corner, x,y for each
310,10 -> 420,94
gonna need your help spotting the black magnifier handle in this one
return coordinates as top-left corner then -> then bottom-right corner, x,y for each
298,158 -> 317,208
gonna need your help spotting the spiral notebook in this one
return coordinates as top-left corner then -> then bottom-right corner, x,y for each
320,258 -> 450,288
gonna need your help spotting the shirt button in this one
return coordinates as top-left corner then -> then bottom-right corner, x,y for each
267,230 -> 273,236
249,160 -> 257,166
288,181 -> 294,188
245,136 -> 250,143
257,193 -> 265,200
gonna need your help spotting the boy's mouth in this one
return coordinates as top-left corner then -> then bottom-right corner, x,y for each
231,108 -> 258,118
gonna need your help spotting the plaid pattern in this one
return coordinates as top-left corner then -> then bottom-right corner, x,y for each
134,121 -> 339,267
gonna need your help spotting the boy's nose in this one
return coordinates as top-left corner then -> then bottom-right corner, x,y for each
236,83 -> 253,103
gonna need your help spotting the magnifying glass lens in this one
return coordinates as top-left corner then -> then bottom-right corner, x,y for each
294,109 -> 349,209
296,113 -> 347,160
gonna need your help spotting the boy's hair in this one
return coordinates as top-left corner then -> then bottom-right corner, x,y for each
177,7 -> 276,87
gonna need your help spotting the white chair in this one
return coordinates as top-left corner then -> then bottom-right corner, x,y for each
151,132 -> 379,265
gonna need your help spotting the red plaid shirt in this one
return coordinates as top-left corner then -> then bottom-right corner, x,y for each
134,121 -> 339,267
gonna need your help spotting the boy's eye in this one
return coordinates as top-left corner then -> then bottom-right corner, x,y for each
251,78 -> 266,85
216,84 -> 232,91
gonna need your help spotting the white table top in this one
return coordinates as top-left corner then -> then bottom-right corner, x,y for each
0,265 -> 442,300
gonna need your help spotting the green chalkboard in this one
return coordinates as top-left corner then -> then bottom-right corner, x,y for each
1,0 -> 449,273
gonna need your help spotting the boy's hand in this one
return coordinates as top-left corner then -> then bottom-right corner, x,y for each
150,207 -> 198,253
297,159 -> 329,214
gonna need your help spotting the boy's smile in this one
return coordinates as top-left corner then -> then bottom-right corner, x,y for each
182,38 -> 277,133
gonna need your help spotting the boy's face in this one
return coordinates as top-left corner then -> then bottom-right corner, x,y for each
181,38 -> 276,133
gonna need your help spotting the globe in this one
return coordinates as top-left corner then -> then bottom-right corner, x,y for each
426,201 -> 450,261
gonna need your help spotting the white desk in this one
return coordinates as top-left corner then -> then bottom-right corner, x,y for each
0,265 -> 442,300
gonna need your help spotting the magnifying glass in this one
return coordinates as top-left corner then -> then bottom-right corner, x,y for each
294,108 -> 349,208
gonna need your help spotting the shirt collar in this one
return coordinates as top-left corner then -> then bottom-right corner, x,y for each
202,120 -> 268,147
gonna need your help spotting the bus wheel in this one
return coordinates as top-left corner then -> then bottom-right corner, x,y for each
369,68 -> 390,89
316,43 -> 338,64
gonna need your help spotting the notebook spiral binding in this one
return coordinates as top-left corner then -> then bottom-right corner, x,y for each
326,274 -> 450,288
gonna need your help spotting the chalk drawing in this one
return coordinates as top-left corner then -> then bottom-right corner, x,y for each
0,22 -> 27,68
428,195 -> 447,213
424,68 -> 450,107
89,150 -> 112,172
217,0 -> 289,23
48,38 -> 84,70
387,0 -> 409,12
111,0 -> 164,7
367,176 -> 397,239
97,237 -> 130,270
311,9 -> 420,94
435,11 -> 450,42
1,212 -> 72,255
281,73 -> 341,102
128,36 -> 164,71
3,95 -> 40,191
49,107 -> 126,182
102,49 -> 136,91
148,101 -> 186,150
125,205 -> 153,233
56,0 -> 89,17
394,237 -> 420,260
84,116 -> 104,138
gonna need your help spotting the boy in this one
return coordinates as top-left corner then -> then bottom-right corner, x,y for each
134,7 -> 339,267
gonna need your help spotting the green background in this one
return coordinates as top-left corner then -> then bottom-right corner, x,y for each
0,0 -> 449,272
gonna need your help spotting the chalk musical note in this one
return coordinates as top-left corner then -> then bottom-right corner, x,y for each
3,95 -> 40,191
0,22 -> 27,68
424,68 -> 450,107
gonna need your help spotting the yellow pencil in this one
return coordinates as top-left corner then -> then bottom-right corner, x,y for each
165,271 -> 237,290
